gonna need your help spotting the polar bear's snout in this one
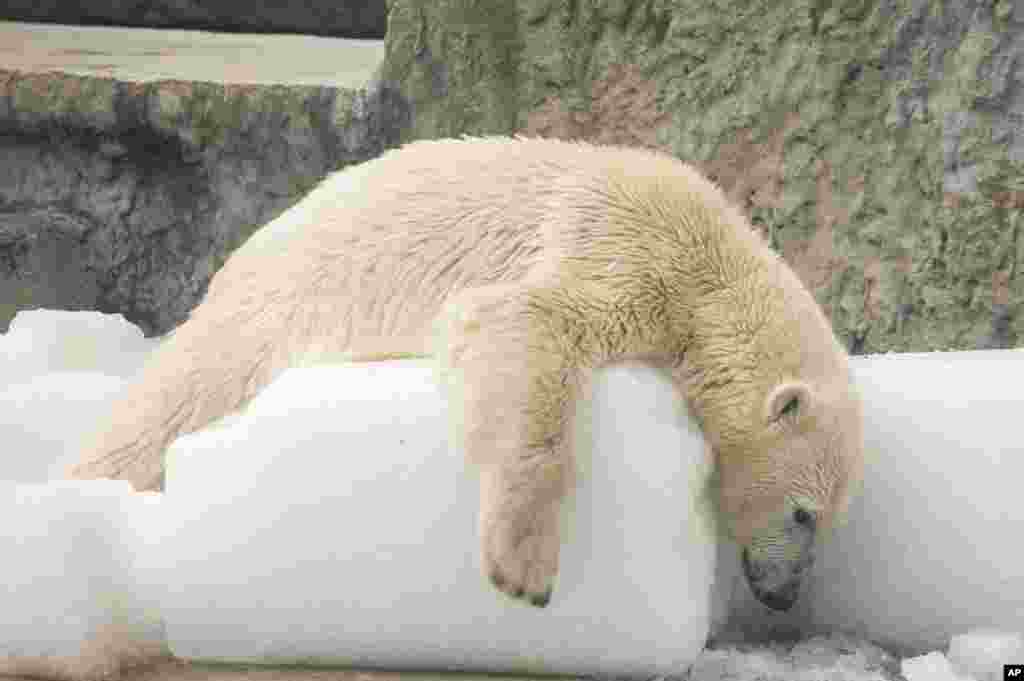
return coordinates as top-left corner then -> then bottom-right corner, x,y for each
741,532 -> 817,612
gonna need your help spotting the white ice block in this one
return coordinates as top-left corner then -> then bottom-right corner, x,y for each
161,362 -> 718,679
948,629 -> 1024,681
0,372 -> 127,482
0,310 -> 157,388
719,351 -> 1024,655
0,480 -> 167,678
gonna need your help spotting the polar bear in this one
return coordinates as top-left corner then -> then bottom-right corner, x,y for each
71,136 -> 864,611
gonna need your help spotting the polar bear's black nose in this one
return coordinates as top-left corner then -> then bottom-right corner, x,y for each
751,579 -> 800,611
742,547 -> 803,611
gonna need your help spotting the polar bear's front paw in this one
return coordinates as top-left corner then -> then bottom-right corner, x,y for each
481,498 -> 560,608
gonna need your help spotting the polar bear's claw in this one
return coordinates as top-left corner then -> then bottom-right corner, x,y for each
488,570 -> 506,589
489,566 -> 551,608
482,496 -> 560,608
530,589 -> 552,608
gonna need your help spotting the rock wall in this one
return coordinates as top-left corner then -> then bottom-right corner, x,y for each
380,0 -> 1022,353
0,72 -> 408,335
0,1 -> 387,39
4,1 -> 1021,352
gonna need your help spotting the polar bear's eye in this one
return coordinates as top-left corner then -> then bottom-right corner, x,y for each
779,395 -> 799,418
793,507 -> 815,527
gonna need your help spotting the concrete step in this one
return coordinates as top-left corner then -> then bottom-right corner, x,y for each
0,21 -> 402,339
1,20 -> 385,87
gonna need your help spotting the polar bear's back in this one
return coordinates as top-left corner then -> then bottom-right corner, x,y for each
213,137 -> 702,347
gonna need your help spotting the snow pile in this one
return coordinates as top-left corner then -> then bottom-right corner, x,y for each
948,629 -> 1024,680
0,372 -> 128,483
901,651 -> 964,681
0,480 -> 167,680
0,311 -> 159,484
696,630 -> 1024,681
0,309 -> 157,384
898,631 -> 1024,681
692,633 -> 899,680
0,311 -> 169,678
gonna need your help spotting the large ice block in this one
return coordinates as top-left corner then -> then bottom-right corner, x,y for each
719,351 -> 1024,655
0,480 -> 167,679
160,362 -> 719,679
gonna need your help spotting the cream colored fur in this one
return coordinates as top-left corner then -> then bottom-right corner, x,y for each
71,136 -> 863,613
0,622 -> 169,681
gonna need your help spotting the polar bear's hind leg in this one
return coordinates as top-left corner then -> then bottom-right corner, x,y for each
69,303 -> 295,491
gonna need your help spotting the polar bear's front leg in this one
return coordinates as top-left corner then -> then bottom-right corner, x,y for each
477,448 -> 567,607
436,284 -> 581,607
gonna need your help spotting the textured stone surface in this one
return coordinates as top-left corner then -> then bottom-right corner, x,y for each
0,2 -> 387,39
380,0 -> 1024,353
0,24 -> 399,336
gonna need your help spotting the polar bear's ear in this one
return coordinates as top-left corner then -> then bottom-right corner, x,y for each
765,381 -> 813,425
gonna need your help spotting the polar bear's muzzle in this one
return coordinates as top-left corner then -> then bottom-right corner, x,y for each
741,545 -> 815,612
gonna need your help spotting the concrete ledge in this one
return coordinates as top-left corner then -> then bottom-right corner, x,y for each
0,21 -> 407,338
0,1 -> 386,39
1,21 -> 385,87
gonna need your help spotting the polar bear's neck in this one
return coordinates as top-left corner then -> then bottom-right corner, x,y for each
561,163 -> 848,450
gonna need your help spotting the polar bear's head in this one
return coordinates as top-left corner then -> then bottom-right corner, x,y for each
714,373 -> 864,611
677,277 -> 865,612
